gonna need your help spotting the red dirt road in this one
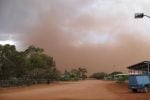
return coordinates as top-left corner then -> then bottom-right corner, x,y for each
0,80 -> 150,100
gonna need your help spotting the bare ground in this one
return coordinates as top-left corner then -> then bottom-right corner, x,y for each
0,80 -> 150,100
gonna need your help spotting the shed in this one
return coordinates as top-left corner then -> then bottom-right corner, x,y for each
127,61 -> 150,74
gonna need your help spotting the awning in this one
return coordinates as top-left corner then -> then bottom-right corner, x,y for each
127,61 -> 150,71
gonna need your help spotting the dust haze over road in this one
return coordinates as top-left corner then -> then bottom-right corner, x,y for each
0,80 -> 150,100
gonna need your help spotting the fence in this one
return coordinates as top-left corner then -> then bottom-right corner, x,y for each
0,78 -> 54,87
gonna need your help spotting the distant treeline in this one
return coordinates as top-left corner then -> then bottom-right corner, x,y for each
61,68 -> 87,81
0,44 -> 125,87
90,71 -> 128,83
90,71 -> 123,80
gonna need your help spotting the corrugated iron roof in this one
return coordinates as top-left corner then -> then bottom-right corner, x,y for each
127,61 -> 150,71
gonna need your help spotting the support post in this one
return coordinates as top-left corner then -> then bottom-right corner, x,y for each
148,64 -> 150,74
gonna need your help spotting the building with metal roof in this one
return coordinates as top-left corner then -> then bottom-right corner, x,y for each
127,61 -> 150,75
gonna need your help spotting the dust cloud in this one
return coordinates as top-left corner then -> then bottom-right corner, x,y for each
1,0 -> 150,74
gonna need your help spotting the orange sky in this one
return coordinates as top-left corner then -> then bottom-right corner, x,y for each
1,0 -> 150,74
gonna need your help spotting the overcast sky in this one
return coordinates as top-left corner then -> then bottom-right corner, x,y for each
1,0 -> 150,74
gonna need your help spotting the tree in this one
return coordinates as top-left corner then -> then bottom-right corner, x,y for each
108,71 -> 124,81
62,70 -> 70,81
41,54 -> 60,83
0,44 -> 18,80
10,51 -> 27,78
24,45 -> 44,57
0,44 -> 61,87
78,67 -> 87,80
90,72 -> 108,80
69,69 -> 80,80
25,46 -> 61,84
110,71 -> 123,76
29,54 -> 45,83
61,67 -> 88,81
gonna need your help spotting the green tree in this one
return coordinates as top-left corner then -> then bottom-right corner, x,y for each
90,72 -> 108,80
24,45 -> 44,57
78,67 -> 87,80
0,44 -> 18,80
110,71 -> 123,76
70,69 -> 80,80
41,54 -> 60,83
0,44 -> 60,87
24,46 -> 45,84
63,70 -> 70,81
29,53 -> 45,83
